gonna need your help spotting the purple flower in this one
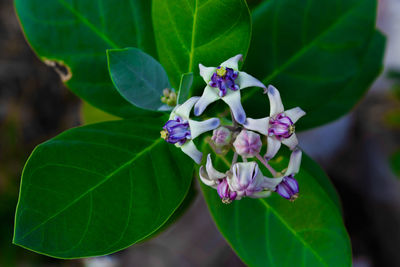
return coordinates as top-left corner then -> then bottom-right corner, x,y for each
272,149 -> 302,201
211,126 -> 232,147
161,97 -> 220,164
243,85 -> 306,159
232,130 -> 262,158
217,179 -> 237,204
194,54 -> 266,124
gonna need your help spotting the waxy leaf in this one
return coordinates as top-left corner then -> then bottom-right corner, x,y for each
177,73 -> 194,105
13,118 -> 193,258
243,0 -> 383,130
107,48 -> 171,112
15,0 -> 157,117
152,0 -> 252,89
201,153 -> 350,267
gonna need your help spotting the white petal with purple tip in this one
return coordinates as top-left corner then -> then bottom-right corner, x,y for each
285,107 -> 306,123
261,177 -> 284,190
222,91 -> 246,124
180,140 -> 202,164
172,96 -> 200,119
265,136 -> 281,160
194,85 -> 220,116
189,118 -> 220,139
220,54 -> 242,70
199,64 -> 216,82
281,133 -> 298,150
236,71 -> 266,90
206,154 -> 226,179
285,149 -> 302,176
243,117 -> 270,136
267,85 -> 284,116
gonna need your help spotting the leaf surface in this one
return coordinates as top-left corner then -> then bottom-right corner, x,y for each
13,118 -> 193,258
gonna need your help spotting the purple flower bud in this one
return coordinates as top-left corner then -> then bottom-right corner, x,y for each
160,116 -> 191,145
268,113 -> 295,140
233,130 -> 262,158
275,174 -> 299,201
209,66 -> 239,97
212,127 -> 232,146
217,179 -> 237,204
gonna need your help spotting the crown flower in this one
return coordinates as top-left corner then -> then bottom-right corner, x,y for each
194,54 -> 266,124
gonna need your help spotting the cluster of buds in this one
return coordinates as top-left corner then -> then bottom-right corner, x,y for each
161,55 -> 305,203
161,88 -> 177,107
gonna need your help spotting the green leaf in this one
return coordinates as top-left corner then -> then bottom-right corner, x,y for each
107,47 -> 171,112
152,0 -> 252,89
80,101 -> 121,125
390,151 -> 400,177
177,73 -> 194,105
13,118 -> 194,258
201,152 -> 350,267
242,0 -> 383,130
15,0 -> 158,117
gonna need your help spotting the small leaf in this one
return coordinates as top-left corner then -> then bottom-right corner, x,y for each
15,0 -> 158,117
177,73 -> 194,105
242,0 -> 383,130
201,151 -> 350,267
107,48 -> 171,112
13,118 -> 194,258
152,0 -> 252,89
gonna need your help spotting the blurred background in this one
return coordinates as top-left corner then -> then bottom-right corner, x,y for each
0,0 -> 399,266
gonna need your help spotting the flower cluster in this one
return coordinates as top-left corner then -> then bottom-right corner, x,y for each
161,55 -> 305,203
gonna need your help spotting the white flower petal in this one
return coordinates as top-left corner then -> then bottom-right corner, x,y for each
285,107 -> 306,124
221,90 -> 246,124
243,117 -> 270,136
281,134 -> 298,150
194,85 -> 220,116
260,177 -> 284,190
199,64 -> 216,83
236,71 -> 266,90
220,54 -> 243,70
199,166 -> 219,188
285,148 -> 302,176
172,96 -> 200,119
265,136 -> 281,160
266,85 -> 284,116
189,118 -> 220,139
180,140 -> 202,164
206,154 -> 226,179
249,190 -> 272,198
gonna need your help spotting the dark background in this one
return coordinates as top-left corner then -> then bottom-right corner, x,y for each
0,0 -> 399,266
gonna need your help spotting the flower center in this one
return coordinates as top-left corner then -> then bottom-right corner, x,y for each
209,66 -> 239,97
161,116 -> 191,145
268,113 -> 294,140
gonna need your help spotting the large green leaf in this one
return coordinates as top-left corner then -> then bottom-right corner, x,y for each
201,152 -> 350,267
243,0 -> 382,130
107,48 -> 171,111
152,0 -> 252,89
13,118 -> 194,258
15,0 -> 157,117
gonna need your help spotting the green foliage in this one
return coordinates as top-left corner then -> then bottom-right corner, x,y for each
152,0 -> 252,89
14,0 -> 157,117
177,73 -> 194,105
201,152 -> 350,267
243,0 -> 383,130
390,151 -> 400,177
13,118 -> 193,258
107,48 -> 171,111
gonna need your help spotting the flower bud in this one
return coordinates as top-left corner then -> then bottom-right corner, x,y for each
275,175 -> 299,201
211,127 -> 232,146
161,88 -> 177,107
233,130 -> 262,158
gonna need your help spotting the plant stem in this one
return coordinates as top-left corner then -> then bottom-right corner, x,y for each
256,154 -> 277,176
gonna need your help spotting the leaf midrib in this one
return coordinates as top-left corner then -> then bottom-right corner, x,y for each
17,138 -> 163,241
242,0 -> 367,102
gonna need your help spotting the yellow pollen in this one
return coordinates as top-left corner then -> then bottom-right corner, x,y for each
160,130 -> 168,140
289,124 -> 295,134
222,197 -> 232,204
216,66 -> 227,77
